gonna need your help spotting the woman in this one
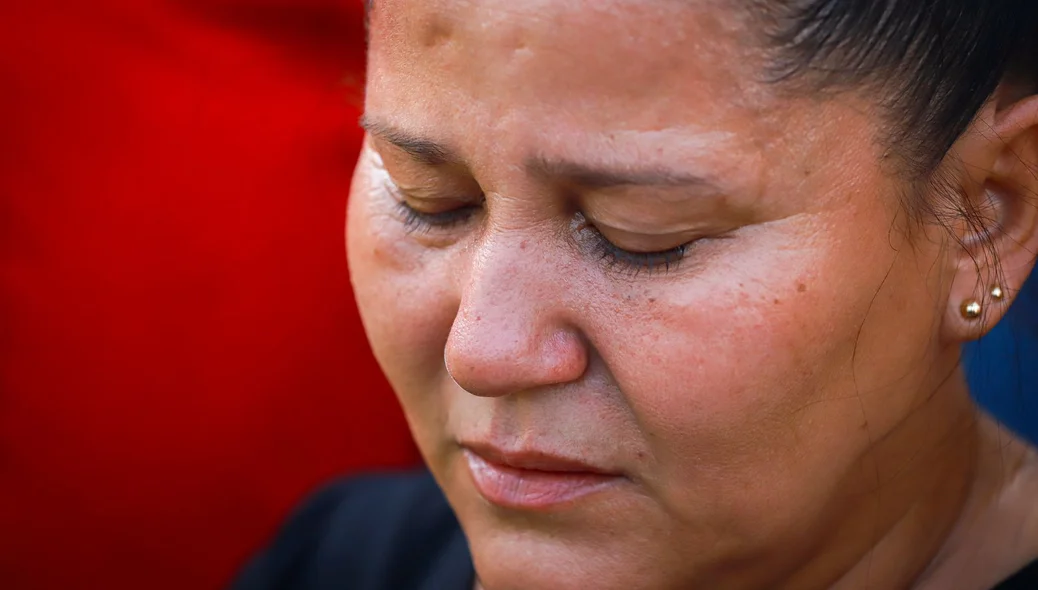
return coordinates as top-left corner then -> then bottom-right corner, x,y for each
235,0 -> 1038,588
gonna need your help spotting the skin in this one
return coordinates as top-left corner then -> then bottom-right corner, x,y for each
346,1 -> 1038,588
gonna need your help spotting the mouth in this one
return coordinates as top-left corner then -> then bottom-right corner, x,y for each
461,443 -> 625,511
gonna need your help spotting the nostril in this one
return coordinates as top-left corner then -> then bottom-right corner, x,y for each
546,329 -> 590,381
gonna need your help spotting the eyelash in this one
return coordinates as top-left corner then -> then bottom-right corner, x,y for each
394,199 -> 694,275
588,232 -> 690,275
572,217 -> 691,276
395,199 -> 479,232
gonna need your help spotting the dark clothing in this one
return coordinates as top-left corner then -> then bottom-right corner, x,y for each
232,472 -> 473,590
233,472 -> 1038,590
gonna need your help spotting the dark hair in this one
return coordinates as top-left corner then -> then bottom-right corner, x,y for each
763,1 -> 1038,421
763,0 -> 1038,177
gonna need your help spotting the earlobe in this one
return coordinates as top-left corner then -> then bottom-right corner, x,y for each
942,93 -> 1038,343
946,283 -> 1014,342
954,284 -> 1011,324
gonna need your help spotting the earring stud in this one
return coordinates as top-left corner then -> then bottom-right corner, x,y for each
990,285 -> 1006,302
961,299 -> 983,320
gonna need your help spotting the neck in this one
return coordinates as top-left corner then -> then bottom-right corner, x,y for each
913,416 -> 1038,590
812,374 -> 1038,590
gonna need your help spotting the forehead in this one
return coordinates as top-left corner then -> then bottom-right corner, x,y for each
365,0 -> 779,157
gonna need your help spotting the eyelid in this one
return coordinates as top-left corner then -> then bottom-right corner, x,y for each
587,215 -> 704,252
385,177 -> 482,209
381,164 -> 483,201
396,200 -> 478,232
381,178 -> 484,235
382,177 -> 701,276
588,230 -> 693,275
574,214 -> 700,275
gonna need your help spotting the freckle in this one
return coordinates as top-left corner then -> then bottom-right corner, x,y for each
421,17 -> 454,47
774,298 -> 781,305
648,298 -> 657,304
797,283 -> 807,293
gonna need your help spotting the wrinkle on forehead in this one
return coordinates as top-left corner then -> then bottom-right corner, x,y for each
373,0 -> 761,66
366,0 -> 796,203
369,0 -> 769,118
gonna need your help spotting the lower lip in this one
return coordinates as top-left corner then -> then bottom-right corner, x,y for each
463,450 -> 622,510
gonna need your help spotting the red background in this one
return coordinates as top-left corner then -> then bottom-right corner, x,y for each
0,1 -> 419,588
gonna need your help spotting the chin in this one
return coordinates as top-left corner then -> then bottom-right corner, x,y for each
464,519 -> 678,590
440,452 -> 692,589
472,542 -> 620,590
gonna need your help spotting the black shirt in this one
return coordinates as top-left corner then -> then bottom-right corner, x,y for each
232,472 -> 1038,590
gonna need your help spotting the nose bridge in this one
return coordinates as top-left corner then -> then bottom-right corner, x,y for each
465,221 -> 550,322
445,220 -> 587,398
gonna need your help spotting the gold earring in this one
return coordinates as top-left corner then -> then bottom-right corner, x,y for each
961,299 -> 983,320
990,285 -> 1006,302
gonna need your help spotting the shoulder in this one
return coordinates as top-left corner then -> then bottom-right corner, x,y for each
231,471 -> 472,590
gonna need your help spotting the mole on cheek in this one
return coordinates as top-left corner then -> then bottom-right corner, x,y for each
420,15 -> 454,48
797,283 -> 807,293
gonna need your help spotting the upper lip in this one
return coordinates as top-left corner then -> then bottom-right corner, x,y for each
461,441 -> 621,475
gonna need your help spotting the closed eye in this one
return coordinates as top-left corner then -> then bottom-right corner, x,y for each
395,199 -> 482,233
580,220 -> 694,275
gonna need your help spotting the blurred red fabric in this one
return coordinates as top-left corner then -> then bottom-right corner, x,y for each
0,1 -> 420,588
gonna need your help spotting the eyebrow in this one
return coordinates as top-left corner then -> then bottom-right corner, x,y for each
360,116 -> 718,190
526,156 -> 717,190
360,115 -> 455,166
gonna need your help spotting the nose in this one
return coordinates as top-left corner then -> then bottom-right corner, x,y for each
444,232 -> 588,398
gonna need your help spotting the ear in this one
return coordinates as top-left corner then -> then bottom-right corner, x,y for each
943,91 -> 1038,342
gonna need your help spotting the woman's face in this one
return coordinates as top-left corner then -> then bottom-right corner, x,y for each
348,1 -> 963,588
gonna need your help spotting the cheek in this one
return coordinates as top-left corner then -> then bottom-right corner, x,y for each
609,274 -> 859,472
347,160 -> 459,422
591,216 -> 911,528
